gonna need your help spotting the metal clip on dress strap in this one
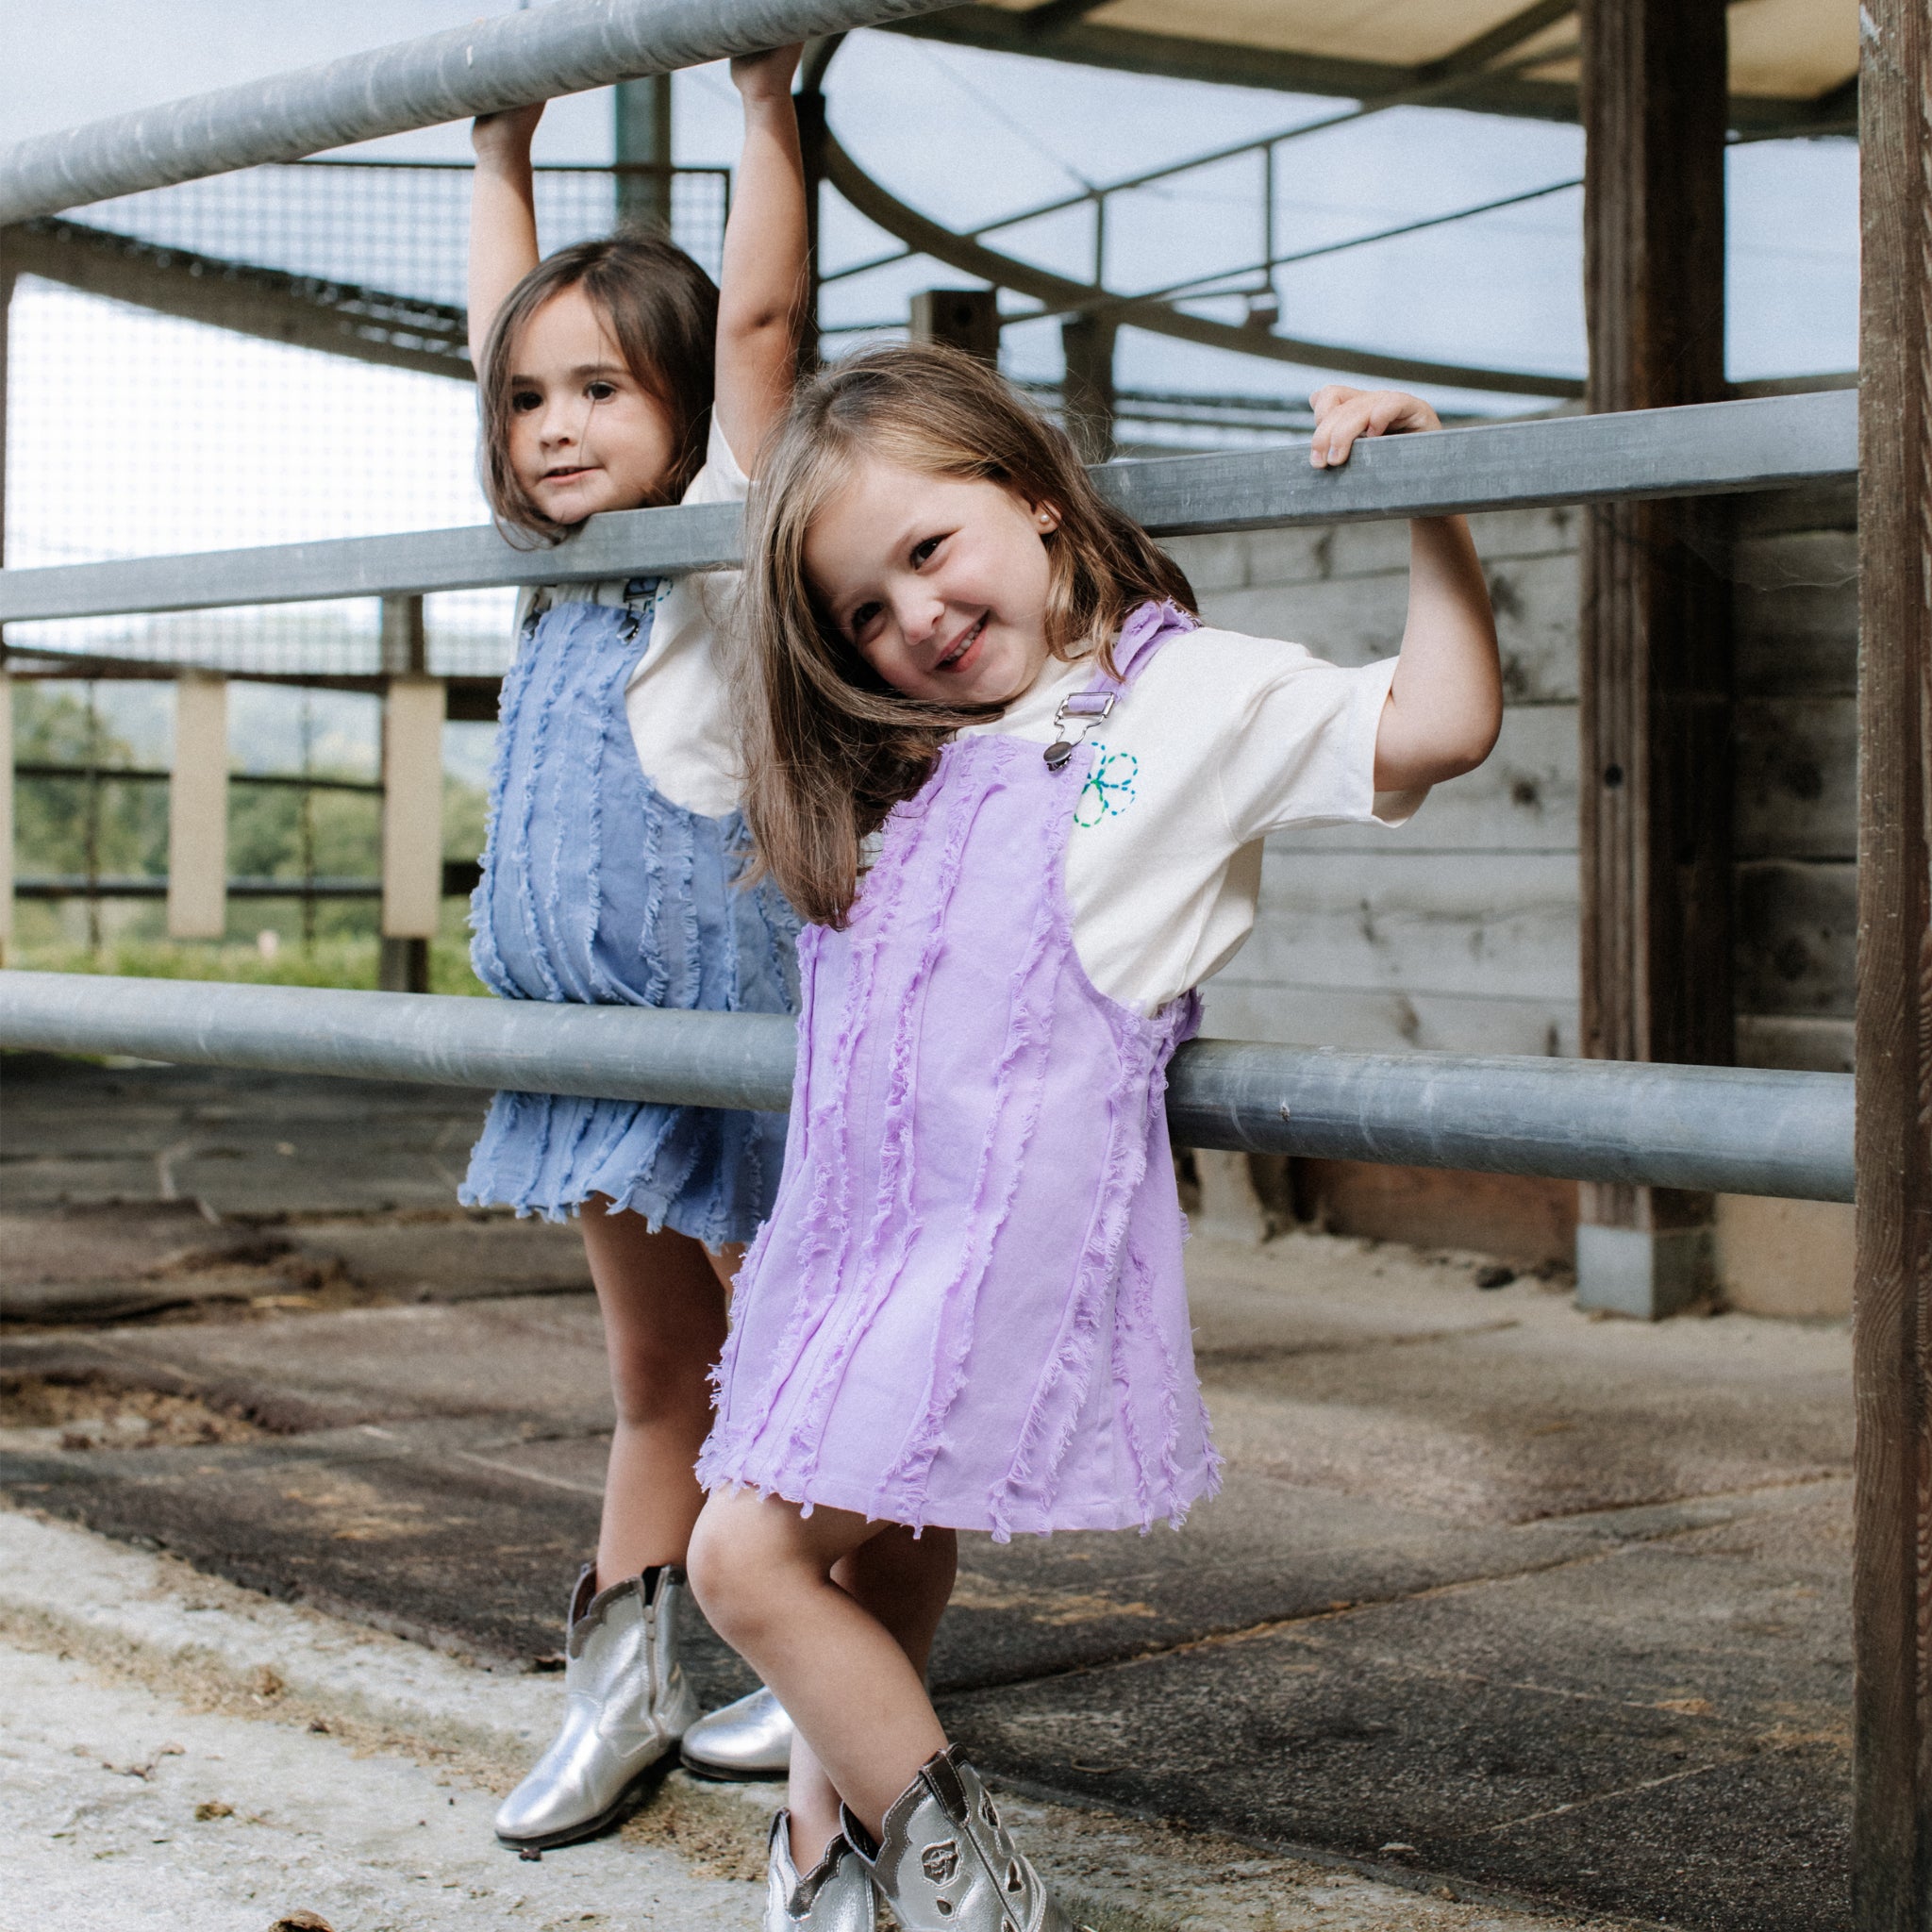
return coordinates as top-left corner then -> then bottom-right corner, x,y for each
1043,691 -> 1115,771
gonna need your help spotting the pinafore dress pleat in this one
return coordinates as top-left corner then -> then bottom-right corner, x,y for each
461,584 -> 798,1246
699,604 -> 1220,1539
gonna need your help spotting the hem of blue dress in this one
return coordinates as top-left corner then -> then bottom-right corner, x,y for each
456,1173 -> 757,1251
693,1453 -> 1222,1542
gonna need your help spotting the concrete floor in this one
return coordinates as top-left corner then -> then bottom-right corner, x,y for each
0,1054 -> 1857,1929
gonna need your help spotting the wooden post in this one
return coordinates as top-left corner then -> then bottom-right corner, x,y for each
1061,311 -> 1117,461
379,595 -> 441,993
908,289 -> 1000,363
0,259 -> 12,965
0,669 -> 12,967
1574,0 -> 1732,1319
614,75 -> 673,235
1853,4 -> 1932,1922
166,670 -> 228,941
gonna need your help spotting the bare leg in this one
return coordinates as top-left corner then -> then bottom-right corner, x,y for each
578,1197 -> 734,1584
689,1490 -> 956,1857
786,1524 -> 957,1863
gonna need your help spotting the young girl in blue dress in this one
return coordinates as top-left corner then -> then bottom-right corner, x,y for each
458,50 -> 803,1852
688,345 -> 1502,1930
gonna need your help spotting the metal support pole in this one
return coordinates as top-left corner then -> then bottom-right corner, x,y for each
1852,2 -> 1931,1923
0,0 -> 961,226
378,595 -> 438,994
614,74 -> 673,234
165,671 -> 227,941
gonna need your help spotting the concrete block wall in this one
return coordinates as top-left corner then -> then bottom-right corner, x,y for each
1163,480 -> 1857,1317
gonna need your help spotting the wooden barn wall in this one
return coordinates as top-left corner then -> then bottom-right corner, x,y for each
1162,478 -> 1857,1300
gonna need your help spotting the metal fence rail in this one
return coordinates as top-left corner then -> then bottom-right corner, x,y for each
0,974 -> 1855,1204
0,0 -> 960,227
0,391 -> 1857,625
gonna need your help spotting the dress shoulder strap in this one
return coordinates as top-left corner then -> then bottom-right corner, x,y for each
1042,600 -> 1197,771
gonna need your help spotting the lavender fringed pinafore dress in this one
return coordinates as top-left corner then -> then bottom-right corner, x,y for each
699,603 -> 1221,1540
461,581 -> 799,1244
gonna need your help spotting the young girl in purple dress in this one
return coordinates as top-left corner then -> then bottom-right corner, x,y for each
688,344 -> 1501,1931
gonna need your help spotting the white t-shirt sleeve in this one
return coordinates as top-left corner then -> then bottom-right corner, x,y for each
676,411 -> 752,509
1209,641 -> 1427,843
618,412 -> 752,818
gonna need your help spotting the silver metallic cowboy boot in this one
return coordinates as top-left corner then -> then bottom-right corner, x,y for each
493,1563 -> 700,1853
763,1810 -> 876,1932
841,1746 -> 1082,1932
682,1684 -> 795,1778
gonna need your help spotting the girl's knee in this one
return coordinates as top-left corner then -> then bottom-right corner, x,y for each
685,1493 -> 769,1640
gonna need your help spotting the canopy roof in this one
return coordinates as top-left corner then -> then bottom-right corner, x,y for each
888,0 -> 1858,133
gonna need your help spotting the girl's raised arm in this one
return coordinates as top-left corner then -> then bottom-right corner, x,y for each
468,103 -> 546,369
1308,385 -> 1502,794
714,48 -> 808,470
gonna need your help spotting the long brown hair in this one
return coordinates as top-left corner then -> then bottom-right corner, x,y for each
737,341 -> 1196,927
477,233 -> 719,542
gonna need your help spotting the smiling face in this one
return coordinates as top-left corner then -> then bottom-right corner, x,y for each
506,285 -> 676,523
803,456 -> 1061,707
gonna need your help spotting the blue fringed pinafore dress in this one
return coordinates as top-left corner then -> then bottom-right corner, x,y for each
461,579 -> 799,1246
699,603 -> 1221,1539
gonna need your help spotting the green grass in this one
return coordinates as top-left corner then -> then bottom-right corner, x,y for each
7,935 -> 491,998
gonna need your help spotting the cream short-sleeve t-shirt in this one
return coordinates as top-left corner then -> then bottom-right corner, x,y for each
512,414 -> 747,819
957,628 -> 1425,1013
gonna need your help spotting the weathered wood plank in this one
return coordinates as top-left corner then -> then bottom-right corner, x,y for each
1736,859 -> 1857,1019
1736,1014 -> 1855,1076
1735,529 -> 1859,697
1199,981 -> 1578,1059
1195,548 -> 1581,702
1166,502 -> 1583,594
1268,703 -> 1579,855
1849,0 -> 1932,1916
1736,694 -> 1857,859
1241,851 -> 1580,1003
1734,475 -> 1857,538
1238,833 -> 1854,1023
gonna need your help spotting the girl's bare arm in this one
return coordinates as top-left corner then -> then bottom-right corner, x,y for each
713,47 -> 808,471
1308,385 -> 1502,792
468,103 -> 546,369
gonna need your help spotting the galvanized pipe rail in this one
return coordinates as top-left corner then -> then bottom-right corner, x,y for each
0,0 -> 959,228
0,974 -> 1856,1205
0,390 -> 1857,625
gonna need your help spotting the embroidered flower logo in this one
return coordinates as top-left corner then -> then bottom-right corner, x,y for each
1074,746 -> 1140,828
922,1840 -> 960,1884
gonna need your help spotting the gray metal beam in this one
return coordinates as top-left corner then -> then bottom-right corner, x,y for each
0,0 -> 961,226
0,391 -> 1857,624
7,218 -> 471,383
0,973 -> 1856,1202
822,129 -> 1588,401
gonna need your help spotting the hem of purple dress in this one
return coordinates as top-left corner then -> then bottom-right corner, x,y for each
694,1451 -> 1222,1542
